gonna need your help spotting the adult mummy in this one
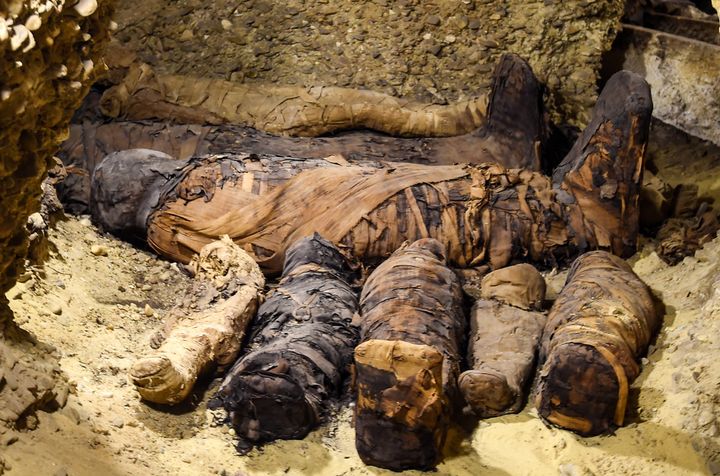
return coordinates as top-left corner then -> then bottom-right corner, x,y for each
90,71 -> 652,273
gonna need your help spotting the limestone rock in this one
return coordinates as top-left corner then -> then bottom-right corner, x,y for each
0,0 -> 115,298
110,0 -> 626,127
0,0 -> 115,432
615,25 -> 720,146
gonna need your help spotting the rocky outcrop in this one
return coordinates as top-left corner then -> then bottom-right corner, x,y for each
111,0 -> 626,127
0,0 -> 114,302
0,0 -> 115,431
614,24 -> 720,146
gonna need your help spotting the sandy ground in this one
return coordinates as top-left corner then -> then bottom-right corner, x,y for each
0,211 -> 717,476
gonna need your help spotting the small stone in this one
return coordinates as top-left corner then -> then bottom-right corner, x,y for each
27,212 -> 45,231
444,34 -> 456,43
111,418 -> 124,428
90,245 -> 108,256
144,304 -> 155,317
692,369 -> 702,382
100,391 -> 114,399
55,64 -> 67,78
427,43 -> 442,56
227,427 -> 236,436
53,468 -> 69,476
141,284 -> 152,292
25,15 -> 42,31
10,25 -> 31,52
24,414 -> 38,430
559,463 -> 581,476
74,0 -> 98,17
221,19 -> 232,30
454,15 -> 469,29
79,217 -> 92,227
92,425 -> 110,436
82,58 -> 94,75
1,434 -> 18,447
180,29 -> 194,41
54,385 -> 70,408
426,15 -> 441,26
50,302 -> 63,315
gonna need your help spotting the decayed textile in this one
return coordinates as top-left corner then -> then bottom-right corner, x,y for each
90,70 -> 653,275
139,154 -> 577,273
535,251 -> 660,435
128,237 -> 264,405
62,53 -> 545,214
100,60 -> 489,137
354,239 -> 466,471
99,51 -> 540,139
212,234 -> 359,451
656,210 -> 720,265
459,264 -> 547,418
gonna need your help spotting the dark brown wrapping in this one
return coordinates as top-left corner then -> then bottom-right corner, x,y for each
656,210 -> 720,265
211,235 -> 359,451
353,238 -> 466,471
535,251 -> 660,435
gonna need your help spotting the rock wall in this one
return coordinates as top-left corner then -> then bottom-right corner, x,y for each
615,24 -> 720,146
112,0 -> 626,127
0,0 -> 114,303
0,0 -> 115,439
